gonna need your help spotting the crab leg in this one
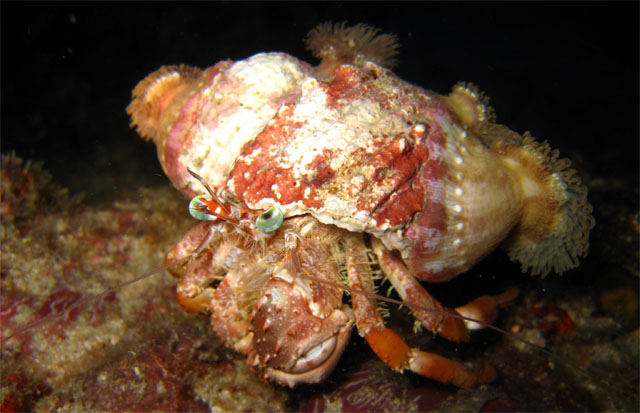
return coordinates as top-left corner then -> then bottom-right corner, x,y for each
345,234 -> 496,388
165,221 -> 227,313
372,239 -> 517,341
166,220 -> 267,348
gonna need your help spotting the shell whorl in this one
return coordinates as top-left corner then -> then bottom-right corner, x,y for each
406,85 -> 595,279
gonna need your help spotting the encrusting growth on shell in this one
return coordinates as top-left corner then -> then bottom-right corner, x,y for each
445,88 -> 594,277
127,64 -> 202,141
444,82 -> 496,127
305,22 -> 400,77
500,134 -> 595,276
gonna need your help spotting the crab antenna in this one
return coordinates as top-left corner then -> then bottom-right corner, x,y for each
206,211 -> 240,226
187,167 -> 231,215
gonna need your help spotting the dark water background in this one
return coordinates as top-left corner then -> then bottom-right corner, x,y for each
2,3 -> 638,203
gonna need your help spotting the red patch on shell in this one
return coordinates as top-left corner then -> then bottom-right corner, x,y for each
321,64 -> 403,114
230,105 -> 323,209
369,137 -> 430,227
403,121 -> 452,281
321,65 -> 367,107
230,75 -> 436,229
307,149 -> 336,188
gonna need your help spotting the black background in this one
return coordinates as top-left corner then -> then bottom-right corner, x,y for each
2,2 -> 638,202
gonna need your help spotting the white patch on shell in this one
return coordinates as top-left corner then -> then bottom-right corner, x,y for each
284,81 -> 388,180
258,76 -> 412,242
423,259 -> 446,273
271,184 -> 282,199
182,53 -> 310,190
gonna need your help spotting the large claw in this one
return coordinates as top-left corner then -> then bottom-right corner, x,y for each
247,279 -> 354,387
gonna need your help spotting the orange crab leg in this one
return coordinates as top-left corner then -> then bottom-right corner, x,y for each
454,288 -> 519,330
345,234 -> 496,388
364,325 -> 496,388
372,239 -> 517,341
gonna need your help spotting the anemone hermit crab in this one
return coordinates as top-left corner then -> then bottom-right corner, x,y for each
127,22 -> 594,388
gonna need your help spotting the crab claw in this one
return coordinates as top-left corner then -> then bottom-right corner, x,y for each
247,279 -> 354,387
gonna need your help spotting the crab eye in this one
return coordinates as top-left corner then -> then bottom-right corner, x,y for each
189,195 -> 217,221
256,206 -> 284,232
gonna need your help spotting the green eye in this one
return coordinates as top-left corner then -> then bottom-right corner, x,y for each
189,195 -> 217,221
256,206 -> 284,232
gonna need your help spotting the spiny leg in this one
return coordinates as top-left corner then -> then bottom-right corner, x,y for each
167,221 -> 267,346
345,234 -> 496,388
165,221 -> 230,313
372,239 -> 517,340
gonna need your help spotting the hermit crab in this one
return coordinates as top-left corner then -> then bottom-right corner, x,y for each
127,22 -> 594,388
